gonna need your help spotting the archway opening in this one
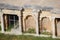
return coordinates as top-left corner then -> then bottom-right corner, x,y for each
55,18 -> 60,37
24,15 -> 36,33
40,17 -> 52,35
3,14 -> 19,31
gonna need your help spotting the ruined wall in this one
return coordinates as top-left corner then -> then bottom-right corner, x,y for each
23,8 -> 36,32
25,15 -> 36,31
40,11 -> 52,32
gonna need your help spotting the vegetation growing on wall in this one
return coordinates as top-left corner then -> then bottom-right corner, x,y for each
41,32 -> 52,35
26,28 -> 36,33
6,24 -> 14,31
23,28 -> 36,33
41,27 -> 52,35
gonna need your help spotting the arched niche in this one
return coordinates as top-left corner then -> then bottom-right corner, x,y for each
40,17 -> 51,34
24,15 -> 36,33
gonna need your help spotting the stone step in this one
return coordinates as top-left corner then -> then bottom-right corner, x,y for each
11,27 -> 20,34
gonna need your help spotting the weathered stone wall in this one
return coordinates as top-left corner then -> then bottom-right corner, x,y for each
22,8 -> 36,32
2,9 -> 21,16
0,8 -> 60,36
40,11 -> 52,32
25,15 -> 36,31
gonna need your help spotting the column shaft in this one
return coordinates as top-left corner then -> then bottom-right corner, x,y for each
36,19 -> 39,35
52,17 -> 56,38
19,16 -> 22,34
1,13 -> 4,33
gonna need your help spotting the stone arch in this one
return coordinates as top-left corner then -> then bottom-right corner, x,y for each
24,15 -> 36,33
41,17 -> 51,33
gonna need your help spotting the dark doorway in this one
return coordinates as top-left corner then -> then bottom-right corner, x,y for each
55,18 -> 60,37
3,14 -> 19,31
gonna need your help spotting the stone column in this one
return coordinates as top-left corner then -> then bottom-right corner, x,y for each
51,17 -> 56,38
0,11 -> 4,33
32,9 -> 40,36
23,19 -> 25,32
35,16 -> 39,36
40,18 -> 42,33
18,14 -> 22,34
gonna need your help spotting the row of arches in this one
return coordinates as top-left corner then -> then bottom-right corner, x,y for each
0,8 -> 60,37
2,14 -> 60,36
22,15 -> 52,34
0,14 -> 52,35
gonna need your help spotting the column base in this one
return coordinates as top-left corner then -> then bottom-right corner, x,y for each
1,31 -> 4,33
35,34 -> 39,36
52,35 -> 56,38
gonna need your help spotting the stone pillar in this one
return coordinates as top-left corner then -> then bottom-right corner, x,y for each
40,18 -> 42,33
0,11 -> 4,33
5,15 -> 8,30
32,9 -> 40,36
23,19 -> 25,32
35,17 -> 39,36
51,17 -> 56,38
18,14 -> 22,34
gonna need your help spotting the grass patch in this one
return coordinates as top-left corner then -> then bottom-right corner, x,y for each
0,33 -> 60,40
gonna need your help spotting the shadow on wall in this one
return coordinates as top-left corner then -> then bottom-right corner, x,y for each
0,21 -> 1,31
